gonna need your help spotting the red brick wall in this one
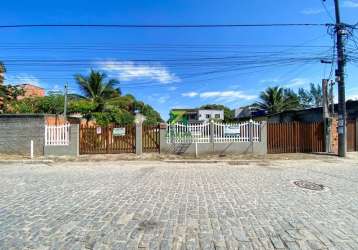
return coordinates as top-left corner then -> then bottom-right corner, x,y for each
17,84 -> 45,100
330,117 -> 338,154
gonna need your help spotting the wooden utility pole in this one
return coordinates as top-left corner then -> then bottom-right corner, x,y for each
333,0 -> 347,157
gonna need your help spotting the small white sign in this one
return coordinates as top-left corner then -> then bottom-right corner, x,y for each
96,127 -> 102,134
224,125 -> 241,136
113,127 -> 126,136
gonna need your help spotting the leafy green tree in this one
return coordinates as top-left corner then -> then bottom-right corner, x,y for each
37,94 -> 64,114
200,104 -> 235,122
68,99 -> 97,114
298,83 -> 323,108
74,70 -> 121,111
255,86 -> 300,114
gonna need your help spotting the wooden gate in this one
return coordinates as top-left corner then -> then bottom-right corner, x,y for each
347,120 -> 357,152
80,125 -> 136,154
143,125 -> 160,152
268,122 -> 324,154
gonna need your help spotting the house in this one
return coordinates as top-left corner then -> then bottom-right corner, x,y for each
169,108 -> 224,124
237,100 -> 358,123
16,84 -> 45,100
235,106 -> 267,120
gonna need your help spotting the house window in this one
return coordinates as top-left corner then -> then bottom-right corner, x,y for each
215,114 -> 220,119
206,114 -> 211,119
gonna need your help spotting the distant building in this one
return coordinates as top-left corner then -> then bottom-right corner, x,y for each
235,106 -> 267,120
16,84 -> 45,100
237,100 -> 358,123
169,108 -> 224,124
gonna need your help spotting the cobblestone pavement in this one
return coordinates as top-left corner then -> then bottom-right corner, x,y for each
0,158 -> 358,249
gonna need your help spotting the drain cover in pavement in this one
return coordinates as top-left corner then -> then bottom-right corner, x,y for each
293,180 -> 325,191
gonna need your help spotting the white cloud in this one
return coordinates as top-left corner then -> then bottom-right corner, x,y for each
284,78 -> 309,88
157,95 -> 170,104
4,74 -> 41,86
182,92 -> 198,97
348,95 -> 358,100
200,91 -> 256,101
260,78 -> 280,84
343,0 -> 358,8
182,90 -> 257,103
168,86 -> 178,91
100,61 -> 180,84
301,8 -> 326,15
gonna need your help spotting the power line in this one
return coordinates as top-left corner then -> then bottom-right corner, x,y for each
0,23 -> 331,29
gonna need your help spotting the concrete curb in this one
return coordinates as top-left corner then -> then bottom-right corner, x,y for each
163,160 -> 267,164
0,160 -> 54,164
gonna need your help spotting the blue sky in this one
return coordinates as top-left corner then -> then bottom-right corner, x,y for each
0,0 -> 358,119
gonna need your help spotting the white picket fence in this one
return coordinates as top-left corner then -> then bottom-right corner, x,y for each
213,121 -> 261,143
167,121 -> 261,144
166,123 -> 210,143
45,124 -> 70,146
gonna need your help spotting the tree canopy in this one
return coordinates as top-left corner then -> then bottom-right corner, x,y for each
255,84 -> 324,115
4,70 -> 162,125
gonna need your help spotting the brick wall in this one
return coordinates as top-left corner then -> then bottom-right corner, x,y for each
0,115 -> 45,156
16,84 -> 45,100
330,118 -> 338,154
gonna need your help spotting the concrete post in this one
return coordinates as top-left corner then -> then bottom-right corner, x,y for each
73,124 -> 80,157
159,123 -> 168,154
260,121 -> 268,155
356,119 -> 358,151
210,120 -> 215,153
249,119 -> 253,154
135,121 -> 143,155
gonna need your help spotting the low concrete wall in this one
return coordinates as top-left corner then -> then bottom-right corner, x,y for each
160,122 -> 267,156
0,114 -> 45,156
44,124 -> 80,157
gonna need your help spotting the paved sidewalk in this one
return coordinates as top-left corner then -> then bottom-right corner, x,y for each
0,159 -> 358,249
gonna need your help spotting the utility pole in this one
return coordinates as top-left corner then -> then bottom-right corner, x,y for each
64,82 -> 68,122
333,0 -> 347,157
322,79 -> 332,153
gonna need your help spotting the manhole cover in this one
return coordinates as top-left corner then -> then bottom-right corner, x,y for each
293,180 -> 325,191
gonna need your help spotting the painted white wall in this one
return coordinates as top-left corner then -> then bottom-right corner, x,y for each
198,110 -> 224,122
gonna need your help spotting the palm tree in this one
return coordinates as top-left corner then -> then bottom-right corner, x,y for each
255,86 -> 300,114
74,70 -> 121,111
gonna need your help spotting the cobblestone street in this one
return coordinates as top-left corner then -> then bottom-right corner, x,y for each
0,158 -> 358,249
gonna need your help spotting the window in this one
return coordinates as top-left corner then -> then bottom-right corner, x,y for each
206,114 -> 211,119
215,114 -> 220,119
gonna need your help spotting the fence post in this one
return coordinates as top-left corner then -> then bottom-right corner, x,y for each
135,121 -> 143,155
159,123 -> 168,154
249,119 -> 253,153
210,120 -> 215,153
356,118 -> 358,151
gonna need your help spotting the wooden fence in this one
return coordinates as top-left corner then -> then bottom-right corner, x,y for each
143,125 -> 160,152
347,120 -> 357,152
268,122 -> 324,154
80,125 -> 136,154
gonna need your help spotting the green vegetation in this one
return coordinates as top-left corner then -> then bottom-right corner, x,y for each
255,84 -> 323,114
298,83 -> 323,108
4,70 -> 162,125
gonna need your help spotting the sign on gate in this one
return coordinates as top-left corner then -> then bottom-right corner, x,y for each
224,125 -> 241,136
113,127 -> 126,136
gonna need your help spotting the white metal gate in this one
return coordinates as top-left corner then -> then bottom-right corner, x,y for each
45,124 -> 70,146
